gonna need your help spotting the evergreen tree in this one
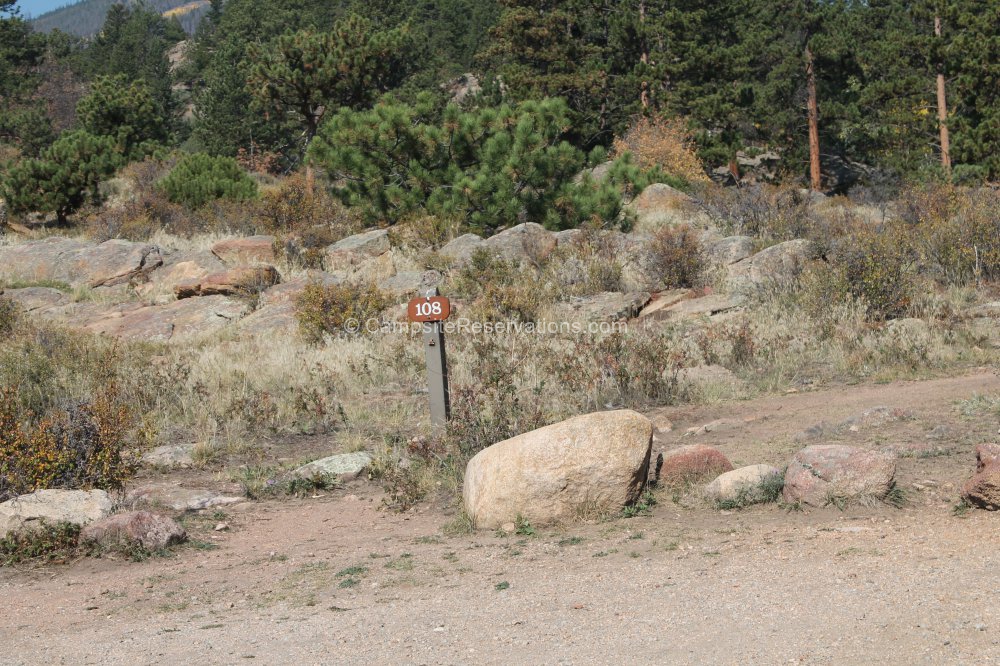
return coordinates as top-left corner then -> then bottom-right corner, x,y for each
308,95 -> 654,232
1,130 -> 123,222
0,0 -> 48,154
246,15 -> 413,154
76,74 -> 167,160
947,0 -> 1000,181
84,3 -> 180,126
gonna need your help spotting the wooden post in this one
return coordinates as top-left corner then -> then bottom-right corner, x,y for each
422,321 -> 450,429
407,290 -> 452,429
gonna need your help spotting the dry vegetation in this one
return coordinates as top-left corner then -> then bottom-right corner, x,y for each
1,171 -> 997,514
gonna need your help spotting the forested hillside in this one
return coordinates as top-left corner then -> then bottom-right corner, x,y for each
1,0 -> 998,229
30,0 -> 206,36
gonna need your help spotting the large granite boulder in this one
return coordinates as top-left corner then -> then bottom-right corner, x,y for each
464,410 -> 653,529
728,239 -> 812,288
480,223 -> 556,265
625,183 -> 713,233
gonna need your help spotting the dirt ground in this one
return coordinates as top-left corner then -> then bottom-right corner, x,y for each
2,370 -> 1000,665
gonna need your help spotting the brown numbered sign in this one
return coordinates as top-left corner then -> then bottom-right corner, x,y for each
407,296 -> 451,323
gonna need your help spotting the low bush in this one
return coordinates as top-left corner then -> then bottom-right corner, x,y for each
0,384 -> 143,501
828,227 -> 914,321
645,224 -> 706,289
0,521 -> 81,566
902,184 -> 1000,285
697,183 -> 814,242
0,296 -> 17,336
295,281 -> 390,344
612,115 -> 708,184
452,249 -> 554,323
159,153 -> 258,209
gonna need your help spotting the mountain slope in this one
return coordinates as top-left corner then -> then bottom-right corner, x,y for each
31,0 -> 208,36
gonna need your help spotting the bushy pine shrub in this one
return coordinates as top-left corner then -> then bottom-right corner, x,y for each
309,96 -> 656,233
159,153 -> 258,209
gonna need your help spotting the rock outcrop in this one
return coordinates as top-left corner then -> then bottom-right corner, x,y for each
0,238 -> 163,288
174,266 -> 280,299
211,236 -> 277,266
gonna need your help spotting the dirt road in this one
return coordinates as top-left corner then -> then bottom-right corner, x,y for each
3,371 -> 999,665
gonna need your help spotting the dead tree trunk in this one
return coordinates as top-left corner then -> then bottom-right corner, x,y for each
935,15 -> 952,177
805,43 -> 822,191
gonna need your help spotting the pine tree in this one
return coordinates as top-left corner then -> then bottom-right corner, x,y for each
308,95 -> 654,233
2,130 -> 124,223
76,74 -> 167,160
246,16 -> 413,155
83,3 -> 180,128
0,0 -> 48,154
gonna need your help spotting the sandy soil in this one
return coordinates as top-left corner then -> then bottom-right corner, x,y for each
2,370 -> 999,665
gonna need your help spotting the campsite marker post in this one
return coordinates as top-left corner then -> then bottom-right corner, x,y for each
406,289 -> 451,428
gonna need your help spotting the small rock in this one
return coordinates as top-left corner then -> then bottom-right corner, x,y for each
142,445 -> 194,469
214,522 -> 229,532
500,522 -> 516,534
975,443 -> 1000,472
961,463 -> 1000,510
704,465 -> 783,505
291,452 -> 373,484
80,511 -> 187,551
658,444 -> 734,487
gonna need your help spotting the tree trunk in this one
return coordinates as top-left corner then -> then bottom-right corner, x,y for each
639,0 -> 649,110
935,15 -> 952,177
805,43 -> 822,191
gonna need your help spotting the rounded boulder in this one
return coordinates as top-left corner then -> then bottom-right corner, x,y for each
783,445 -> 895,507
463,410 -> 653,529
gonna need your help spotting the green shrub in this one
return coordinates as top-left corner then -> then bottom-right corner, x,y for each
1,130 -> 123,223
295,281 -> 389,343
159,153 -> 258,209
0,521 -> 81,566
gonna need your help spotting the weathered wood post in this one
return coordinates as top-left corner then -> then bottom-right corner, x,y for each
407,289 -> 451,429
